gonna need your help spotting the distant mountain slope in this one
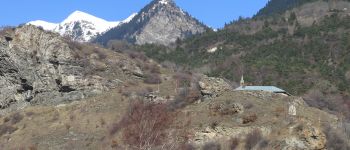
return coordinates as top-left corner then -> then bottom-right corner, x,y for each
134,0 -> 350,120
94,0 -> 208,46
28,11 -> 136,42
255,0 -> 320,17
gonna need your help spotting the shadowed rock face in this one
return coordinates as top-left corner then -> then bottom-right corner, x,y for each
0,25 -> 141,113
95,0 -> 208,46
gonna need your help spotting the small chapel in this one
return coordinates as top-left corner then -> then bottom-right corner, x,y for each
235,76 -> 291,96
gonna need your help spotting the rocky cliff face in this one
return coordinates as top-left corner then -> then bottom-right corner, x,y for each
94,0 -> 208,46
0,25 -> 142,113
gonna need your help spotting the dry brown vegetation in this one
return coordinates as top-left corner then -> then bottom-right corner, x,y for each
110,100 -> 188,150
143,73 -> 162,84
170,87 -> 202,110
202,142 -> 221,150
242,113 -> 258,124
245,129 -> 264,150
324,124 -> 350,150
0,124 -> 17,136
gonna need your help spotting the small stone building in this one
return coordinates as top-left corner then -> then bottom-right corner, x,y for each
235,76 -> 291,96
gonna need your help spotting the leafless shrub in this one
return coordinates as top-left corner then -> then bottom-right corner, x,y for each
127,51 -> 148,62
173,72 -> 193,88
69,114 -> 75,121
274,107 -> 285,117
259,139 -> 269,149
229,138 -> 240,150
242,114 -> 257,124
110,100 -> 180,150
122,91 -> 133,98
143,73 -> 162,84
170,87 -> 202,110
244,103 -> 254,109
28,145 -> 38,150
209,102 -> 242,116
210,121 -> 219,129
100,118 -> 106,126
180,144 -> 196,150
94,48 -> 108,60
161,61 -> 178,71
202,142 -> 221,150
65,124 -> 71,130
3,117 -> 10,123
144,64 -> 161,74
245,129 -> 263,150
304,89 -> 350,119
0,124 -> 18,136
10,112 -> 23,125
25,111 -> 35,116
324,126 -> 350,150
107,40 -> 131,52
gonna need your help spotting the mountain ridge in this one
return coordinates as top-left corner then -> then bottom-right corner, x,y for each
28,11 -> 137,42
94,0 -> 208,46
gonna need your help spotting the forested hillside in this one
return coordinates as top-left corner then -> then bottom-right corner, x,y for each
134,0 -> 350,119
255,0 -> 319,17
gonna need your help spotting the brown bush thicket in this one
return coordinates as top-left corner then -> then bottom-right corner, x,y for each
110,100 -> 186,150
143,73 -> 162,84
304,89 -> 350,119
242,114 -> 258,124
229,138 -> 240,150
10,112 -> 23,125
209,101 -> 243,116
173,72 -> 194,88
28,145 -> 38,150
244,103 -> 254,110
170,87 -> 202,110
25,111 -> 35,116
161,61 -> 178,71
202,142 -> 221,150
180,144 -> 196,150
245,129 -> 264,150
94,48 -> 108,60
146,64 -> 161,74
126,51 -> 148,62
324,126 -> 350,150
107,40 -> 132,52
0,124 -> 18,136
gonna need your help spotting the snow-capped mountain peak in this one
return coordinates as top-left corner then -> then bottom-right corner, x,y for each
28,11 -> 137,42
61,11 -> 121,32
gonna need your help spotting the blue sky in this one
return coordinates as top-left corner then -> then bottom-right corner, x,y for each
1,0 -> 268,29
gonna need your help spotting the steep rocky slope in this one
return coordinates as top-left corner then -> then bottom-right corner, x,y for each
0,74 -> 343,149
0,25 -> 143,114
94,0 -> 208,46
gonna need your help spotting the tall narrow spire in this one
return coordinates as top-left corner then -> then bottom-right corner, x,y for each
240,75 -> 245,87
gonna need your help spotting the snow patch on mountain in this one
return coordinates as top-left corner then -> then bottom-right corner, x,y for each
28,20 -> 57,31
159,0 -> 170,5
28,11 -> 137,42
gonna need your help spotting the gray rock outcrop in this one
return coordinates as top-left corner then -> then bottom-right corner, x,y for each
95,0 -> 208,46
199,75 -> 232,97
0,25 -> 141,113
